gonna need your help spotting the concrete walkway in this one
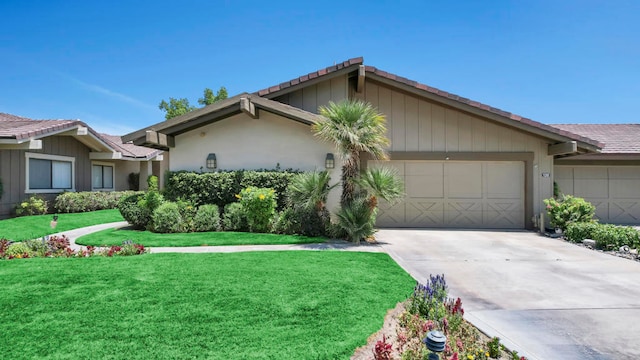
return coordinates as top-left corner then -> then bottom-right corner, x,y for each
56,221 -> 383,253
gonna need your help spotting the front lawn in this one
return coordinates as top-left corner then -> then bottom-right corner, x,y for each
0,209 -> 124,241
76,227 -> 327,247
0,252 -> 414,359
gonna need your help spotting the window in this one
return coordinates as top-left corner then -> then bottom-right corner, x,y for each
25,153 -> 75,193
92,163 -> 114,190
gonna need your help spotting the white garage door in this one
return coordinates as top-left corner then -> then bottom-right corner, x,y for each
555,166 -> 640,225
372,160 -> 525,229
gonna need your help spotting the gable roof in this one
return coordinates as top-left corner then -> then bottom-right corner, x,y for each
99,133 -> 163,160
122,93 -> 324,148
552,124 -> 640,154
0,112 -> 113,152
254,57 -> 603,152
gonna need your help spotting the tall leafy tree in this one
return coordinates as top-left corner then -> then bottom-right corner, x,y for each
159,86 -> 228,120
313,99 -> 390,207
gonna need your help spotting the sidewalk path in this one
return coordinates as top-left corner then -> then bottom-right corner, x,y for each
56,222 -> 383,253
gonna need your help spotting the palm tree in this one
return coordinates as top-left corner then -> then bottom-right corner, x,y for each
286,170 -> 337,211
313,100 -> 390,207
357,166 -> 405,210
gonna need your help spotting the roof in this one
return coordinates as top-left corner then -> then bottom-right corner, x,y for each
552,124 -> 640,154
99,133 -> 163,159
0,113 -> 80,140
122,93 -> 324,147
254,57 -> 603,151
0,112 -> 159,159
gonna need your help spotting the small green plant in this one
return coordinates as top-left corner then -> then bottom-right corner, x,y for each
193,204 -> 221,232
543,195 -> 595,231
15,196 -> 48,217
487,337 -> 501,358
237,187 -> 277,233
222,203 -> 248,232
335,196 -> 375,243
592,224 -> 640,250
5,242 -> 33,258
152,202 -> 183,233
564,222 -> 600,243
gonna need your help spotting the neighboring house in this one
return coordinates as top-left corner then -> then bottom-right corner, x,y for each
552,124 -> 640,224
123,57 -> 638,229
0,113 -> 165,218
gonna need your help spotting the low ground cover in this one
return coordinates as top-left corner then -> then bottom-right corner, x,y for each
0,251 -> 414,359
0,209 -> 123,241
76,227 -> 326,247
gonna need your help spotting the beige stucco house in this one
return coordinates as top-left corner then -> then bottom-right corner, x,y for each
123,57 -> 640,229
0,113 -> 166,218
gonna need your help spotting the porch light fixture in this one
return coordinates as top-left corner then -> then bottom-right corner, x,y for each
206,153 -> 217,170
325,153 -> 335,169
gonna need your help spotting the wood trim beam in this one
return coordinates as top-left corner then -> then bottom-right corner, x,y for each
59,126 -> 88,136
90,152 -> 123,160
0,139 -> 42,150
548,141 -> 577,156
356,65 -> 365,93
143,130 -> 175,148
240,97 -> 258,119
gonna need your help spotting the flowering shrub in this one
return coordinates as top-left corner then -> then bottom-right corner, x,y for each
544,195 -> 595,231
15,195 -> 48,216
237,187 -> 277,233
0,235 -> 147,260
378,275 -> 528,360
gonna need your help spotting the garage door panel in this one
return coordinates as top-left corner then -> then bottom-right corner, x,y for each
448,163 -> 482,199
406,200 -> 444,226
486,163 -> 524,199
554,165 -> 640,225
372,160 -> 524,228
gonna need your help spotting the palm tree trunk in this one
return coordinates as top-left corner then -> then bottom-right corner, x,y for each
340,150 -> 360,207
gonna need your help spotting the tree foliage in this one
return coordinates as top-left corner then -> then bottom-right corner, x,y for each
159,86 -> 228,120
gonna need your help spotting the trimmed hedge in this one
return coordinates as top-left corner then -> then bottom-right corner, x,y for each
565,222 -> 640,250
55,191 -> 141,213
164,170 -> 299,210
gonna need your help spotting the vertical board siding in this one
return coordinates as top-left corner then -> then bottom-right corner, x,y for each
272,76 -> 348,114
362,80 -> 554,218
0,136 -> 92,218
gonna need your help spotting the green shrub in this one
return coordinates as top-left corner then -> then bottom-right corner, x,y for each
128,172 -> 140,191
6,242 -> 33,257
238,187 -> 277,233
543,195 -> 595,231
117,193 -> 149,229
193,204 -> 221,232
152,202 -> 184,233
273,206 -> 329,237
335,196 -> 375,243
592,224 -> 640,250
54,191 -> 140,213
15,196 -> 48,217
222,203 -> 248,232
565,222 -> 599,243
175,199 -> 198,232
163,170 -> 298,210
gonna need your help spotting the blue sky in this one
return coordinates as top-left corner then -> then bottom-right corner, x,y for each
1,0 -> 638,135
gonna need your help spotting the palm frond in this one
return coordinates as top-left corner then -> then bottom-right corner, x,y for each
357,166 -> 405,203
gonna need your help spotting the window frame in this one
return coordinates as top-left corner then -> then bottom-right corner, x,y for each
91,161 -> 115,191
25,152 -> 76,193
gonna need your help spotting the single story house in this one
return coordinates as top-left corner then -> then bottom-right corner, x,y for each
123,57 -> 639,229
0,113 -> 166,218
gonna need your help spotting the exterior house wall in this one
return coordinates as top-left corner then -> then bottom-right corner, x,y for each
170,111 -> 341,211
273,76 -> 348,113
112,160 -> 141,191
355,80 -> 555,226
0,136 -> 92,218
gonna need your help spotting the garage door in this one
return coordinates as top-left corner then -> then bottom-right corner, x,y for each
555,166 -> 640,224
371,160 -> 525,228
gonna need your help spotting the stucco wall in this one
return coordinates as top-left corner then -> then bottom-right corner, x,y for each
170,111 -> 341,211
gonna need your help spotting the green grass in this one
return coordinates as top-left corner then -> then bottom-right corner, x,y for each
0,209 -> 124,241
76,227 -> 327,247
0,252 -> 415,359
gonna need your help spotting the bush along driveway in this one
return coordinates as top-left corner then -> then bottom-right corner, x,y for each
377,229 -> 640,360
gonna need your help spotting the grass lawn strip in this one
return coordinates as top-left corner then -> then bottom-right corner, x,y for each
0,209 -> 124,241
0,252 -> 414,359
76,227 -> 327,247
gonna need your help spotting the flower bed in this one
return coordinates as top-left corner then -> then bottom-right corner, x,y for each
0,235 -> 147,260
354,275 -> 527,360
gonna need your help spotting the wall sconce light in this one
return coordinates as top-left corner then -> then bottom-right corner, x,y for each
206,153 -> 217,170
325,153 -> 335,169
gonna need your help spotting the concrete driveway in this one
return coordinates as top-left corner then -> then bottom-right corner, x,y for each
377,229 -> 640,360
